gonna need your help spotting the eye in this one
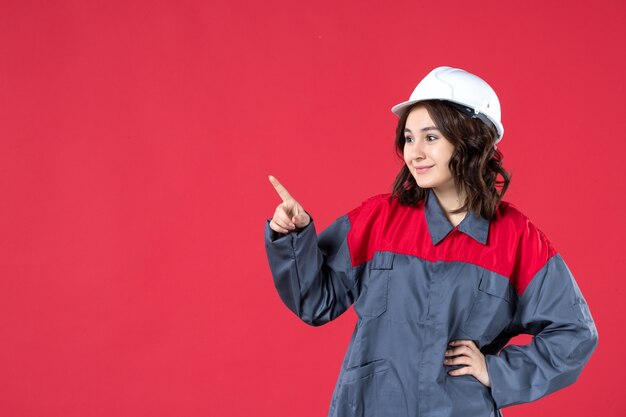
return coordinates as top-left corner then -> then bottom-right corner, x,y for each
404,136 -> 414,143
425,134 -> 438,142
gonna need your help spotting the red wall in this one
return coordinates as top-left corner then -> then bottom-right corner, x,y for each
1,1 -> 624,416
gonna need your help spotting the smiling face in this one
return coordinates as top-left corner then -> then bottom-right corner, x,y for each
403,105 -> 456,194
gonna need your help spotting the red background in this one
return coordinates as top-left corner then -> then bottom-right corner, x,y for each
1,1 -> 624,416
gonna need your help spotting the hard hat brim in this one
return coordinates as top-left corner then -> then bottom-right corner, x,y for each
390,98 -> 504,142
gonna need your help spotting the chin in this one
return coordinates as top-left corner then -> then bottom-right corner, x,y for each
414,181 -> 435,189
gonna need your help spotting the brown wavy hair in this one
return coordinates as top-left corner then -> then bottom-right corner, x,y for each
391,100 -> 511,219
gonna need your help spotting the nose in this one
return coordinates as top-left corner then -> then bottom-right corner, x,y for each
406,141 -> 425,161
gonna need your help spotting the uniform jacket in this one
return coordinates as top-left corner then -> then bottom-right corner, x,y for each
264,190 -> 598,417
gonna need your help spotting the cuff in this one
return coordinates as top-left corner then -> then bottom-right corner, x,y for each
264,215 -> 315,243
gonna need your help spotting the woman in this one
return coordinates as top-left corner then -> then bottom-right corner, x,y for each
264,66 -> 598,417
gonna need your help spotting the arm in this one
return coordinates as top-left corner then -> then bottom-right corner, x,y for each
264,214 -> 358,326
486,254 -> 598,408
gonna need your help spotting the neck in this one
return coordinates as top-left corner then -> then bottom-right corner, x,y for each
432,187 -> 467,225
433,187 -> 465,211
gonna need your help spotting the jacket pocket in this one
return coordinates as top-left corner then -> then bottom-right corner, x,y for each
331,359 -> 407,417
354,252 -> 393,318
461,272 -> 514,345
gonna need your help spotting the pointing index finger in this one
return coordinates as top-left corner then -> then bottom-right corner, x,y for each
268,175 -> 293,202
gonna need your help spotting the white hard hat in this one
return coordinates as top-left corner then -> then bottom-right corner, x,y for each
391,66 -> 504,142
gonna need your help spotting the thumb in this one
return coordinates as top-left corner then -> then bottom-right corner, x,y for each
292,212 -> 310,228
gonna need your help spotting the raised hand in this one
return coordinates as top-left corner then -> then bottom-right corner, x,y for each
268,175 -> 311,234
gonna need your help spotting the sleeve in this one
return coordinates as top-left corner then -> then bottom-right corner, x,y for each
264,214 -> 358,326
486,253 -> 599,408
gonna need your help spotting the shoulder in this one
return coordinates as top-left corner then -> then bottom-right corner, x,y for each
346,192 -> 420,224
350,193 -> 394,211
346,193 -> 394,222
345,193 -> 425,266
496,201 -> 556,252
345,193 -> 405,266
495,201 -> 558,294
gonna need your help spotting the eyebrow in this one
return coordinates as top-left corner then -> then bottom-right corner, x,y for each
404,126 -> 440,134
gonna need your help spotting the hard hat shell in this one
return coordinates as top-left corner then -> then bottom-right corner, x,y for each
391,66 -> 504,142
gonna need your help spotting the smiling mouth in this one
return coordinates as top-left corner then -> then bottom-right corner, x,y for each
414,165 -> 433,174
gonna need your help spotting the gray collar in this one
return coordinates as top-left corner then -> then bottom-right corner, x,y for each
425,190 -> 490,245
